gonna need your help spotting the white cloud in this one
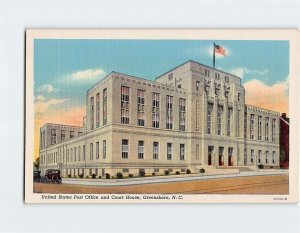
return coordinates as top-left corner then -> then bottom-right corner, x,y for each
35,97 -> 69,114
71,69 -> 105,81
37,84 -> 57,93
229,67 -> 269,78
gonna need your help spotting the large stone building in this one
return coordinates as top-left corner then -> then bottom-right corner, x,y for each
39,60 -> 280,177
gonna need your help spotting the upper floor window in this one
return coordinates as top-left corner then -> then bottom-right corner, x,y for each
168,73 -> 173,80
272,119 -> 276,142
96,93 -> 100,128
215,73 -> 220,80
238,93 -> 241,102
90,143 -> 93,160
227,108 -> 232,136
179,98 -> 186,131
250,114 -> 255,139
152,93 -> 160,128
51,129 -> 56,145
61,130 -> 65,141
217,106 -> 223,135
90,97 -> 94,130
225,76 -> 229,83
137,89 -> 145,126
121,86 -> 130,124
204,69 -> 210,77
70,131 -> 74,139
103,88 -> 107,125
258,116 -> 262,140
166,95 -> 173,129
265,117 -> 269,141
207,103 -> 213,134
103,140 -> 106,159
196,81 -> 200,91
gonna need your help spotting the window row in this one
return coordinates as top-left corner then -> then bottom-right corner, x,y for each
249,114 -> 276,142
243,149 -> 276,165
121,139 -> 185,160
120,86 -> 186,130
207,103 -> 232,136
89,88 -> 107,130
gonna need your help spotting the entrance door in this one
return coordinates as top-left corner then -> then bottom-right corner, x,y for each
228,156 -> 232,166
218,147 -> 224,166
208,146 -> 214,165
208,154 -> 212,165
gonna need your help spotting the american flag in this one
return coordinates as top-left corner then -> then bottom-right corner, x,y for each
214,44 -> 226,56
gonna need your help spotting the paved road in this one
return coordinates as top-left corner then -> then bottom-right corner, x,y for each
34,174 -> 289,195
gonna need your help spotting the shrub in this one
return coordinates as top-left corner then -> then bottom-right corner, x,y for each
91,174 -> 96,179
175,171 -> 180,175
270,166 -> 274,169
74,175 -> 77,178
98,175 -> 102,179
68,174 -> 71,178
116,172 -> 124,179
139,170 -> 145,177
128,174 -> 134,178
105,173 -> 110,179
152,172 -> 156,176
258,164 -> 264,169
112,176 -> 115,179
164,170 -> 170,175
86,175 -> 90,179
200,168 -> 205,173
79,174 -> 84,178
186,169 -> 191,174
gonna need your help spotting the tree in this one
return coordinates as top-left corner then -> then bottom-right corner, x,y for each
34,157 -> 40,170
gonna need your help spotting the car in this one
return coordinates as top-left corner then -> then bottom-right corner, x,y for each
33,170 -> 41,182
43,169 -> 62,184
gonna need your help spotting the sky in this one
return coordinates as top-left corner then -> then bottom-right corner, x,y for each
34,39 -> 289,159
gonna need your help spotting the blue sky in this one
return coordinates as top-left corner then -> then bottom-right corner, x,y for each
34,39 -> 289,113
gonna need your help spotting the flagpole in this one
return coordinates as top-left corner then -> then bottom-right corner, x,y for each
213,42 -> 216,68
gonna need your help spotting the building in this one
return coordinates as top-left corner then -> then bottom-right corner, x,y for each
39,60 -> 280,177
280,113 -> 289,169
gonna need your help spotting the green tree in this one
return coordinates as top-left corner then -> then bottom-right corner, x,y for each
33,157 -> 40,170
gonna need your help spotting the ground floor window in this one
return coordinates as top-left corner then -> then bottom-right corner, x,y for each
258,150 -> 262,163
153,142 -> 159,160
138,141 -> 144,159
180,144 -> 185,160
167,143 -> 172,160
250,149 -> 254,163
266,151 -> 269,164
122,139 -> 129,159
272,151 -> 276,163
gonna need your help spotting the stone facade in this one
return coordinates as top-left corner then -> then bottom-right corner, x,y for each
39,60 -> 280,177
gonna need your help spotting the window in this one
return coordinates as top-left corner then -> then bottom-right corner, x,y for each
215,73 -> 220,80
196,101 -> 200,131
166,95 -> 173,129
67,149 -> 69,162
78,146 -> 81,161
167,143 -> 172,160
180,144 -> 185,160
122,139 -> 129,159
70,148 -> 73,162
227,108 -> 232,136
90,143 -> 93,160
258,116 -> 262,140
138,141 -> 144,159
244,149 -> 247,165
179,98 -> 186,131
238,93 -> 241,102
244,113 -> 247,139
61,130 -> 65,141
250,149 -> 254,163
207,103 -> 213,134
196,144 -> 200,160
137,89 -> 145,126
225,76 -> 229,83
74,147 -> 77,161
83,145 -> 86,161
215,83 -> 220,96
51,129 -> 56,145
153,142 -> 159,160
152,93 -> 160,128
272,151 -> 276,163
122,168 -> 129,173
258,150 -> 262,163
90,97 -> 94,130
266,151 -> 269,163
196,81 -> 200,91
96,142 -> 99,159
168,73 -> 173,80
272,119 -> 276,142
70,131 -> 74,139
250,114 -> 255,139
265,117 -> 269,141
103,88 -> 107,125
121,86 -> 130,124
217,106 -> 223,135
103,140 -> 106,159
204,69 -> 210,77
96,93 -> 100,128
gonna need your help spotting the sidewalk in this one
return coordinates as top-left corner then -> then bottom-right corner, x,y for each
62,170 -> 288,187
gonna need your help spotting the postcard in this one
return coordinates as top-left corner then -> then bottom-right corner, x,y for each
25,29 -> 299,203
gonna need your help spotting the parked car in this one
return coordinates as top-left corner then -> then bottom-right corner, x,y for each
43,169 -> 62,183
33,170 -> 41,182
